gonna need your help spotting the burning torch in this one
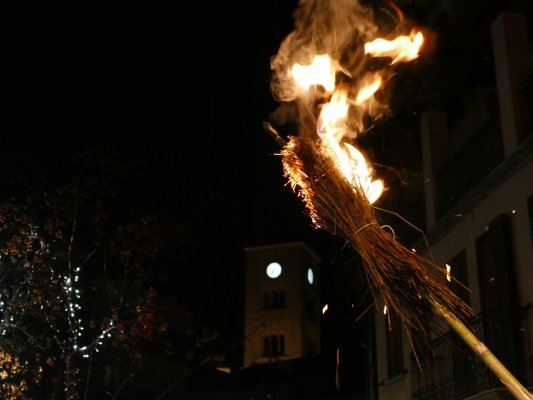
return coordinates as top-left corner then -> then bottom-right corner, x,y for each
266,1 -> 533,399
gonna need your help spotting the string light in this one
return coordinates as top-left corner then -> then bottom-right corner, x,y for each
0,252 -> 115,399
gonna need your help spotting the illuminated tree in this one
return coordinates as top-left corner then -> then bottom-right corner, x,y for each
0,148 -> 223,399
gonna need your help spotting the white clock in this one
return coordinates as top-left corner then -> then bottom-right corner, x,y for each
307,267 -> 314,284
266,262 -> 282,278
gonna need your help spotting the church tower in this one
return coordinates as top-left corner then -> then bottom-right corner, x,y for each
243,241 -> 321,368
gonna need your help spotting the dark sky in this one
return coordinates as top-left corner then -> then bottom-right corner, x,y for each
3,0 -> 530,368
3,0 -> 316,249
2,0 -> 323,359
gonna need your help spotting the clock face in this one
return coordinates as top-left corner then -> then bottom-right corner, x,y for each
307,267 -> 314,284
266,262 -> 282,279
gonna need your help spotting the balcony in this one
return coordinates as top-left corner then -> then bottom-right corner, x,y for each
411,309 -> 532,400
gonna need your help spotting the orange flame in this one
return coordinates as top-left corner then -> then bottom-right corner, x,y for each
355,76 -> 382,105
316,87 -> 384,204
364,31 -> 424,64
291,54 -> 336,92
276,2 -> 424,205
287,30 -> 424,204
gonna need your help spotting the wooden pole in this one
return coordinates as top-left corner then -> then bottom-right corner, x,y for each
433,299 -> 533,400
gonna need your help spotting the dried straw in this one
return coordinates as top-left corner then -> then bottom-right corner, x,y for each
281,135 -> 475,351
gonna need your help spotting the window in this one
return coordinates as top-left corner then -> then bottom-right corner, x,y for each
476,214 -> 521,377
527,195 -> 533,246
263,335 -> 285,357
264,290 -> 285,309
517,74 -> 533,141
385,310 -> 404,379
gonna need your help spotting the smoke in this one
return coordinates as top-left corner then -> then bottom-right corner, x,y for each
268,0 -> 411,140
270,0 -> 377,99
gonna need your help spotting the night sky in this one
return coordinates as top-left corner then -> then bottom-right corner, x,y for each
3,0 -> 529,379
2,0 -> 321,367
4,0 -> 308,241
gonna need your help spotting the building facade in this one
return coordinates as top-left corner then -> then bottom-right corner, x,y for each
375,11 -> 533,400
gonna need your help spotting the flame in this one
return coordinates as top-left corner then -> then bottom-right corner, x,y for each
293,63 -> 384,203
364,31 -> 424,64
291,54 -> 336,92
277,2 -> 424,206
317,89 -> 349,139
355,76 -> 382,105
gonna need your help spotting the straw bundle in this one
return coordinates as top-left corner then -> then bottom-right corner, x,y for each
281,135 -> 475,350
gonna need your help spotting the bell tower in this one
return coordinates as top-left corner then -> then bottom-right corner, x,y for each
243,241 -> 321,368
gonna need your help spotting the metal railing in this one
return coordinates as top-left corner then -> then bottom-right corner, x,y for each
411,309 -> 531,400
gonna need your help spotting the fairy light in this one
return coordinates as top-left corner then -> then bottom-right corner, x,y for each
0,216 -> 119,398
54,262 -> 115,361
0,254 -> 4,337
57,262 -> 115,399
0,295 -> 5,338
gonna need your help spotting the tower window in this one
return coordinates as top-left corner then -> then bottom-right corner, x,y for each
264,290 -> 286,309
263,335 -> 285,357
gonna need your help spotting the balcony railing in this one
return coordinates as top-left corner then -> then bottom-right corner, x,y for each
411,309 -> 531,400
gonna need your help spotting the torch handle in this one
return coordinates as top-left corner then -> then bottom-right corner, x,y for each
433,301 -> 533,400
